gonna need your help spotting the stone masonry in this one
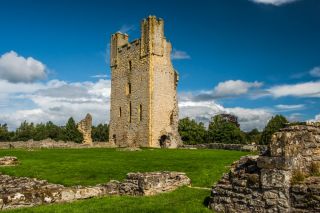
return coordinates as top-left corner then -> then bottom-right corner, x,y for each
0,171 -> 190,210
77,113 -> 93,145
209,124 -> 320,212
109,16 -> 181,148
0,156 -> 18,166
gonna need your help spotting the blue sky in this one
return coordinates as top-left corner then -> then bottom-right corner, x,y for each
0,0 -> 319,131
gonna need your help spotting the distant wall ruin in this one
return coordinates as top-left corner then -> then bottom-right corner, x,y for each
77,113 -> 93,145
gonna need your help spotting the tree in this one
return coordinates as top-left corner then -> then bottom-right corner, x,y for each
260,115 -> 288,145
178,117 -> 207,144
0,123 -> 10,142
92,124 -> 109,142
245,128 -> 261,144
62,117 -> 83,143
207,114 -> 246,144
13,121 -> 35,141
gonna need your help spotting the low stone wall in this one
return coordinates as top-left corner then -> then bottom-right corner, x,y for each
209,125 -> 320,213
0,156 -> 18,166
0,139 -> 115,149
181,143 -> 265,152
0,171 -> 190,210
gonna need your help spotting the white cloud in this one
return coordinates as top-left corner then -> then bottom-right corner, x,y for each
0,79 -> 110,130
91,74 -> 108,78
213,80 -> 263,97
308,114 -> 320,122
179,100 -> 273,131
268,81 -> 320,98
171,49 -> 191,60
250,0 -> 299,6
310,67 -> 320,78
118,24 -> 135,34
0,51 -> 47,83
275,104 -> 304,111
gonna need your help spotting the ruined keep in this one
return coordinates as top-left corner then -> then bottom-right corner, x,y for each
109,16 -> 181,148
209,124 -> 320,212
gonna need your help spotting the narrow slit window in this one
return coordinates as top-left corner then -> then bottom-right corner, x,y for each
129,61 -> 132,72
129,102 -> 132,123
126,82 -> 131,95
119,107 -> 122,117
139,104 -> 142,121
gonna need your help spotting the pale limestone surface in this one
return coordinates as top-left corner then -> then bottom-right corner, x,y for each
109,16 -> 181,148
209,125 -> 320,213
0,171 -> 190,210
77,113 -> 93,145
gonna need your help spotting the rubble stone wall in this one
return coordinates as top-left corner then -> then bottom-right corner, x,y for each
181,143 -> 265,152
0,139 -> 115,149
77,113 -> 93,145
209,125 -> 320,213
0,171 -> 190,210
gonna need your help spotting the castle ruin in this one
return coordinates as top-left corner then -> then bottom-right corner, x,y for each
108,16 -> 181,148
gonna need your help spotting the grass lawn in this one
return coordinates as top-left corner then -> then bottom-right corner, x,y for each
0,148 -> 248,212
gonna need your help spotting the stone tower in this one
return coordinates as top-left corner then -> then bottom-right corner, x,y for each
109,16 -> 181,148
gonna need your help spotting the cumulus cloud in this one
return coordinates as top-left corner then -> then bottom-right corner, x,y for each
0,79 -> 111,130
310,67 -> 320,78
171,49 -> 191,60
250,0 -> 299,6
268,81 -> 320,98
0,51 -> 47,83
179,100 -> 273,131
213,80 -> 263,98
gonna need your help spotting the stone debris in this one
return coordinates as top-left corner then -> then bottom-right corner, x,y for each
0,171 -> 190,210
209,125 -> 320,213
0,156 -> 18,166
77,113 -> 93,145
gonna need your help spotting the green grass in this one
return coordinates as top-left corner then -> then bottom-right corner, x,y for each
0,148 -> 248,212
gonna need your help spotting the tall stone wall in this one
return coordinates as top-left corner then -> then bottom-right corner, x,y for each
209,125 -> 320,212
109,16 -> 181,148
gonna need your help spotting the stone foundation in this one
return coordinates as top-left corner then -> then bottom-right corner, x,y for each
0,139 -> 115,150
0,171 -> 190,210
0,156 -> 18,166
209,125 -> 320,212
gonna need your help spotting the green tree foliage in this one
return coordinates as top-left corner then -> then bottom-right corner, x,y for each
245,128 -> 261,144
178,117 -> 207,144
62,117 -> 83,143
0,123 -> 11,141
207,114 -> 246,144
14,121 -> 35,141
260,115 -> 288,145
92,124 -> 109,142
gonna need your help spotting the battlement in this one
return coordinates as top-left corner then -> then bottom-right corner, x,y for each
110,16 -> 166,67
